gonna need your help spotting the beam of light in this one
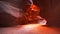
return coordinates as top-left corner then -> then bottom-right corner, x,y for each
27,0 -> 33,5
0,1 -> 23,18
29,0 -> 33,4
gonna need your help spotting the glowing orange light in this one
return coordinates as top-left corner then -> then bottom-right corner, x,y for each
24,3 -> 47,25
30,4 -> 40,11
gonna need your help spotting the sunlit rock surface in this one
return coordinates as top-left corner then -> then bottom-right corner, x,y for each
0,24 -> 60,34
